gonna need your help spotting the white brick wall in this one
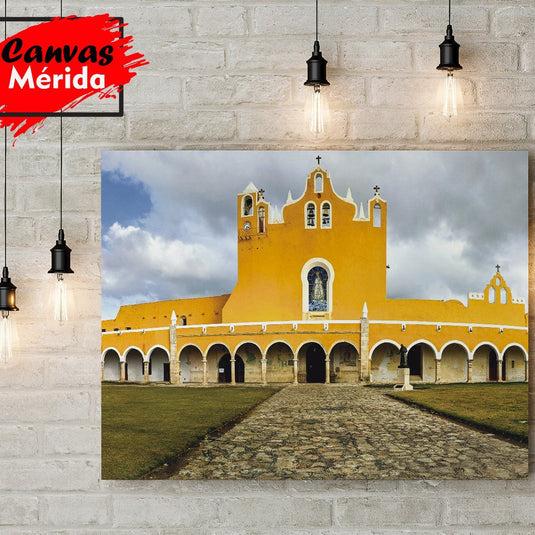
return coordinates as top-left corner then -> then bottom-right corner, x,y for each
0,0 -> 533,532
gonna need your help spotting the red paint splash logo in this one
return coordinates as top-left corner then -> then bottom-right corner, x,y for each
0,14 -> 148,137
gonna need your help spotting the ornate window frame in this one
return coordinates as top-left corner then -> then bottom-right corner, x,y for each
301,258 -> 335,317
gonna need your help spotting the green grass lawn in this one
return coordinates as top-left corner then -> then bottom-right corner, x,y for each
388,383 -> 528,443
101,385 -> 281,479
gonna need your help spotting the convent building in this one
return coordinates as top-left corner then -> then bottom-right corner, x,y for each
101,163 -> 528,385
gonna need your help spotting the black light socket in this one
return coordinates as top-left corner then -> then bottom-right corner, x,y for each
437,25 -> 462,71
304,41 -> 330,86
48,229 -> 74,274
0,266 -> 18,311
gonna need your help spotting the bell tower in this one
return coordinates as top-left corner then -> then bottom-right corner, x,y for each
237,182 -> 268,240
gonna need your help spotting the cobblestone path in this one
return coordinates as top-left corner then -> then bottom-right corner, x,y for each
171,384 -> 528,480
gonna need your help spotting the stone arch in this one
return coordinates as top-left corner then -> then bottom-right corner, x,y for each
147,345 -> 170,382
502,343 -> 527,382
370,340 -> 399,383
301,258 -> 335,316
178,344 -> 203,383
329,340 -> 359,383
440,342 -> 469,383
369,339 -> 400,356
265,341 -> 295,383
206,342 -> 232,384
297,341 -> 327,383
102,348 -> 121,381
440,340 -> 470,358
234,341 -> 263,383
406,340 -> 437,382
472,342 -> 500,382
407,339 -> 438,358
123,347 -> 144,382
502,343 -> 528,362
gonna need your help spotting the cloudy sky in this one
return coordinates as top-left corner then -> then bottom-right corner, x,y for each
101,151 -> 527,320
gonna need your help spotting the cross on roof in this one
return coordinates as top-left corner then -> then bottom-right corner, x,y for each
258,189 -> 265,200
496,264 -> 500,272
316,155 -> 321,165
373,185 -> 380,194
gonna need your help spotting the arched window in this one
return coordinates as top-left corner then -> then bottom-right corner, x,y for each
315,173 -> 323,193
306,202 -> 316,228
301,258 -> 335,316
373,203 -> 381,227
489,286 -> 496,303
307,267 -> 328,312
243,195 -> 253,216
321,202 -> 331,228
258,206 -> 265,233
500,288 -> 507,304
180,316 -> 187,326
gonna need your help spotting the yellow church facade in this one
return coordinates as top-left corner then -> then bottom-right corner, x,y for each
101,165 -> 528,386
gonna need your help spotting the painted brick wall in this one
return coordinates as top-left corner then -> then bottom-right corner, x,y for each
1,0 -> 534,532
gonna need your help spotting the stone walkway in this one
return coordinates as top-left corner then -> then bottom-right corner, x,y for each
170,384 -> 528,480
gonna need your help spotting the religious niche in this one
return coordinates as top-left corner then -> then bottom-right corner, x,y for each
308,267 -> 328,311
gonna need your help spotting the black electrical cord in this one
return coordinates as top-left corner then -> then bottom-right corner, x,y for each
60,0 -> 63,230
315,0 -> 318,42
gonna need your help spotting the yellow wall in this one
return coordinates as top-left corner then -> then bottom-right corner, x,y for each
102,294 -> 230,331
223,167 -> 387,322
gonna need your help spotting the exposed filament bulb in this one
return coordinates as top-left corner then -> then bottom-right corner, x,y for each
54,273 -> 68,321
0,310 -> 12,363
308,84 -> 328,134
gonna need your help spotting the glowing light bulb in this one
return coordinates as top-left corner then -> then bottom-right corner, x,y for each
442,71 -> 458,118
306,85 -> 329,134
54,273 -> 68,321
0,310 -> 13,363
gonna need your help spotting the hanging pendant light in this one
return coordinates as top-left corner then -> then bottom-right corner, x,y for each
0,129 -> 18,363
436,0 -> 463,118
48,114 -> 74,321
304,0 -> 329,134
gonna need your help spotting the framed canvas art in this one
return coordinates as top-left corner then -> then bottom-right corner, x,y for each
101,151 -> 528,480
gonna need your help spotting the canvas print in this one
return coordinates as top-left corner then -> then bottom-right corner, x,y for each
101,151 -> 528,480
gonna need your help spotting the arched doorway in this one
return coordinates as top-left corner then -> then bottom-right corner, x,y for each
218,354 -> 245,383
502,344 -> 528,382
103,349 -> 121,381
370,341 -> 399,383
149,347 -> 170,382
306,343 -> 326,383
178,345 -> 202,383
329,341 -> 359,382
407,345 -> 422,377
124,348 -> 144,382
266,341 -> 295,383
440,343 -> 469,383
